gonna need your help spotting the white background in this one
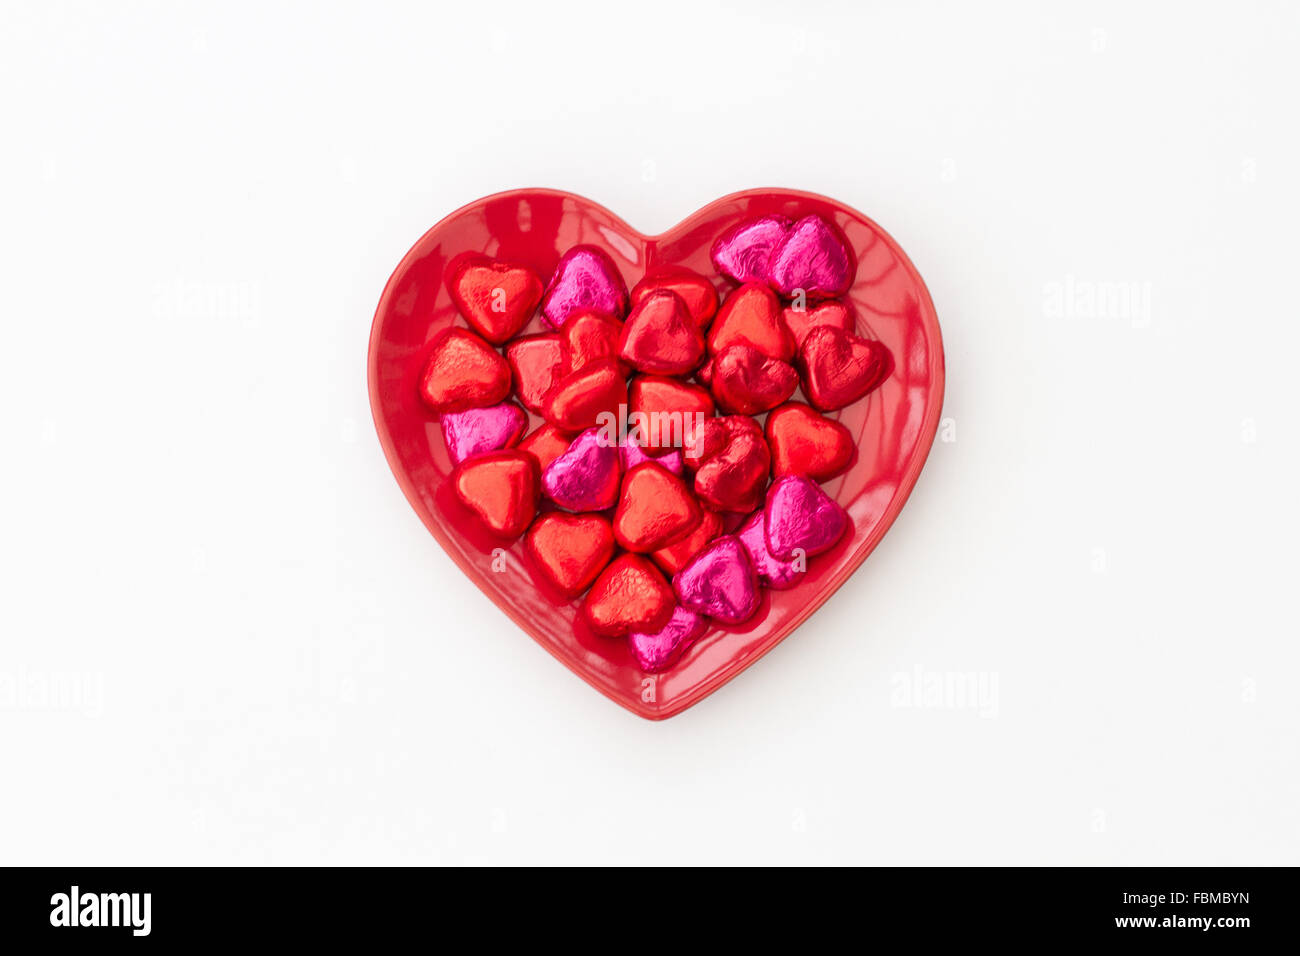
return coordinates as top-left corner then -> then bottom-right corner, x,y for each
1,0 -> 1296,865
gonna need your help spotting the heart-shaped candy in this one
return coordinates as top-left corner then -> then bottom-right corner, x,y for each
629,374 -> 713,451
797,325 -> 894,412
768,215 -> 853,298
452,451 -> 539,539
560,309 -> 624,374
673,535 -> 760,625
517,424 -> 573,474
583,554 -> 674,637
737,511 -> 802,589
543,358 -> 628,432
613,462 -> 702,553
505,333 -> 569,415
684,415 -> 771,513
628,606 -> 706,673
651,508 -> 723,575
710,214 -> 790,284
631,267 -> 719,328
542,245 -> 629,329
525,512 -> 616,598
782,299 -> 854,349
441,402 -> 527,466
419,328 -> 512,413
709,344 -> 799,415
542,427 -> 621,512
370,188 -> 946,719
765,402 -> 855,479
619,439 -> 684,476
707,282 -> 794,361
764,474 -> 847,560
618,290 -> 706,375
447,253 -> 544,344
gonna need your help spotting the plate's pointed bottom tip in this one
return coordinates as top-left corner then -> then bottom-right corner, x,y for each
625,702 -> 689,722
594,683 -> 699,721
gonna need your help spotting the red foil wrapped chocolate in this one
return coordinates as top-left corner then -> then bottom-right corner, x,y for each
543,358 -> 628,432
525,512 -> 616,598
765,402 -> 855,480
618,289 -> 706,376
629,375 -> 714,451
708,282 -> 794,361
781,299 -> 854,349
447,253 -> 544,344
419,328 -> 512,413
613,462 -> 703,553
683,415 -> 771,513
452,450 -> 539,539
797,325 -> 893,411
631,266 -> 719,328
652,508 -> 723,576
709,345 -> 799,415
505,333 -> 569,415
560,309 -> 625,374
582,554 -> 675,637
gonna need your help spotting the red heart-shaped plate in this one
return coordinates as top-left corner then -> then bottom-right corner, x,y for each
368,188 -> 944,720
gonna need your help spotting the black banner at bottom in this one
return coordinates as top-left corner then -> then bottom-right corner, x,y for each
0,866 -> 1285,944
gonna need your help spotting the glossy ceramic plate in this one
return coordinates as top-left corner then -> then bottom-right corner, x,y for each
368,188 -> 944,719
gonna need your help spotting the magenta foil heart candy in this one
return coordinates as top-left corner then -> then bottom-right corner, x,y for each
628,605 -> 706,672
673,535 -> 759,624
710,215 -> 790,284
542,245 -> 629,328
441,402 -> 528,465
542,427 -> 621,512
620,439 -> 684,476
767,215 -> 853,298
764,474 -> 848,560
737,511 -> 803,589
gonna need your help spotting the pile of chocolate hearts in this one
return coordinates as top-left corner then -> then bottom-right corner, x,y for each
418,213 -> 893,673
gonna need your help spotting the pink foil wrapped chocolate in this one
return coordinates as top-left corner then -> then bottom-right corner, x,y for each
441,402 -> 527,465
673,534 -> 760,625
764,474 -> 848,560
737,511 -> 803,589
710,214 -> 790,285
542,427 -> 621,512
628,605 -> 706,672
619,439 -> 684,476
542,245 -> 629,328
767,215 -> 853,298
